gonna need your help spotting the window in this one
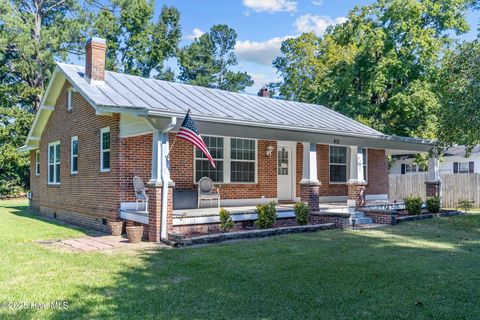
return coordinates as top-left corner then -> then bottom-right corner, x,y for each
35,150 -> 40,176
230,138 -> 256,182
48,141 -> 60,184
100,127 -> 110,172
71,136 -> 78,174
67,88 -> 73,111
194,136 -> 257,183
454,161 -> 473,174
360,147 -> 367,181
330,146 -> 348,183
195,136 -> 224,182
278,147 -> 289,175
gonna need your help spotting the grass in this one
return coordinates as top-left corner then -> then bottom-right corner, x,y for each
1,199 -> 480,319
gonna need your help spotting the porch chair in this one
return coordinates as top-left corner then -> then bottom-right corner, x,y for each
197,177 -> 220,209
133,176 -> 148,212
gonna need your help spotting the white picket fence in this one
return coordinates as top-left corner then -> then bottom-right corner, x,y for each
388,173 -> 480,208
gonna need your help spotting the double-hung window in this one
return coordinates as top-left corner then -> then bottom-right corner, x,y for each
48,141 -> 60,184
100,127 -> 110,172
230,138 -> 256,183
194,136 -> 257,183
330,146 -> 348,183
71,136 -> 78,174
195,136 -> 224,182
35,150 -> 40,176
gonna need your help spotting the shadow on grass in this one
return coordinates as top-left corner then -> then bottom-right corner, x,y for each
7,214 -> 480,320
4,205 -> 101,237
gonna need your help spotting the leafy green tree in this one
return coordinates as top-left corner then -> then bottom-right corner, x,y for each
93,1 -> 181,78
274,0 -> 473,139
178,24 -> 253,91
0,0 -> 88,112
436,40 -> 480,152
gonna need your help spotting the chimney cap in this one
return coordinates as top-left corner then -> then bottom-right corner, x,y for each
86,37 -> 106,46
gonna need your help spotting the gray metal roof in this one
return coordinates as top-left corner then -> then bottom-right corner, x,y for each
444,145 -> 480,157
58,63 -> 387,138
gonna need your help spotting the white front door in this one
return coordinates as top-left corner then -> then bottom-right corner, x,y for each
277,144 -> 293,201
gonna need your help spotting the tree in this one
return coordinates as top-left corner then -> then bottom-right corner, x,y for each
274,0 -> 473,139
93,1 -> 181,78
436,40 -> 480,152
0,0 -> 88,112
178,24 -> 253,91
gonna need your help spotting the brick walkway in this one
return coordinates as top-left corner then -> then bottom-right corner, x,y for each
38,235 -> 166,252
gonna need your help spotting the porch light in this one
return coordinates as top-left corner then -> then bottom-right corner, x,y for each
266,146 -> 274,157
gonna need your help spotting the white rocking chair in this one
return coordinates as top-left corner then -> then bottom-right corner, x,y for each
197,177 -> 220,209
133,176 -> 148,212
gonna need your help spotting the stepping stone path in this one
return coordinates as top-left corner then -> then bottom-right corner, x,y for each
37,235 -> 165,252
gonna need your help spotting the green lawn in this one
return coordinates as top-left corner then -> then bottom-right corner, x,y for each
1,200 -> 480,319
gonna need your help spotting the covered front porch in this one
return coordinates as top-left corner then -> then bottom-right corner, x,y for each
118,111 -> 434,242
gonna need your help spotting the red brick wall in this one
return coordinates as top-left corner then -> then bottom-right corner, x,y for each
365,149 -> 388,195
30,81 -> 120,229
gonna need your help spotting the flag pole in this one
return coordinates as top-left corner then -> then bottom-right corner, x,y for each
168,109 -> 190,156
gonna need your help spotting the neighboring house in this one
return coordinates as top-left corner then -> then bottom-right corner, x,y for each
20,38 -> 432,242
390,145 -> 479,175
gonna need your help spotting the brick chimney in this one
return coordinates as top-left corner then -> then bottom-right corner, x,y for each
258,87 -> 270,98
85,37 -> 106,85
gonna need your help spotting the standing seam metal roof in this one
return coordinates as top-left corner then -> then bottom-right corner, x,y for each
58,63 -> 387,137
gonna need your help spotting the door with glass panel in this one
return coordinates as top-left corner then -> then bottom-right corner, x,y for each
277,145 -> 292,201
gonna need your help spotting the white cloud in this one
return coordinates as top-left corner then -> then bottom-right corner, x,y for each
235,36 -> 293,65
250,72 -> 281,87
294,14 -> 347,35
311,0 -> 323,6
243,0 -> 297,13
185,28 -> 205,40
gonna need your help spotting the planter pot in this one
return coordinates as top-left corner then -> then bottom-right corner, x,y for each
107,221 -> 123,236
126,226 -> 144,243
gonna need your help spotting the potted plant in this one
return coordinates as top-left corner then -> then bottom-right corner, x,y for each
107,220 -> 123,236
126,226 -> 144,243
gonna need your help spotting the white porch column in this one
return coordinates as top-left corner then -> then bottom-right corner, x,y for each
427,155 -> 440,182
347,146 -> 366,207
426,153 -> 442,199
300,142 -> 320,185
146,117 -> 176,243
150,131 -> 171,185
347,146 -> 365,184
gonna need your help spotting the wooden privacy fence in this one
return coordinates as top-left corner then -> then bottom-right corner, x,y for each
388,173 -> 480,208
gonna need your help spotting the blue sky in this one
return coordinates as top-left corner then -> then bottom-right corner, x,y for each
76,0 -> 480,94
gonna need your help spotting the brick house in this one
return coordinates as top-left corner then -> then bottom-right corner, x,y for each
21,38 -> 438,242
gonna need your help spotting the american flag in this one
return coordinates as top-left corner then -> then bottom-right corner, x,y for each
176,111 -> 216,168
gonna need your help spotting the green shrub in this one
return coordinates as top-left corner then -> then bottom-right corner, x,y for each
219,208 -> 234,232
294,202 -> 310,225
404,196 -> 423,215
426,196 -> 441,213
255,202 -> 277,229
457,198 -> 474,214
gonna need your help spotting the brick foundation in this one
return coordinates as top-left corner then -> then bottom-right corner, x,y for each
300,183 -> 320,212
310,213 -> 350,228
425,181 -> 441,198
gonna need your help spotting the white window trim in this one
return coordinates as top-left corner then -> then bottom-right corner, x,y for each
329,145 -> 349,184
35,150 -> 40,176
362,147 -> 368,183
48,141 -> 60,185
71,136 -> 78,174
100,127 -> 110,172
67,88 -> 73,111
193,135 -> 258,184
